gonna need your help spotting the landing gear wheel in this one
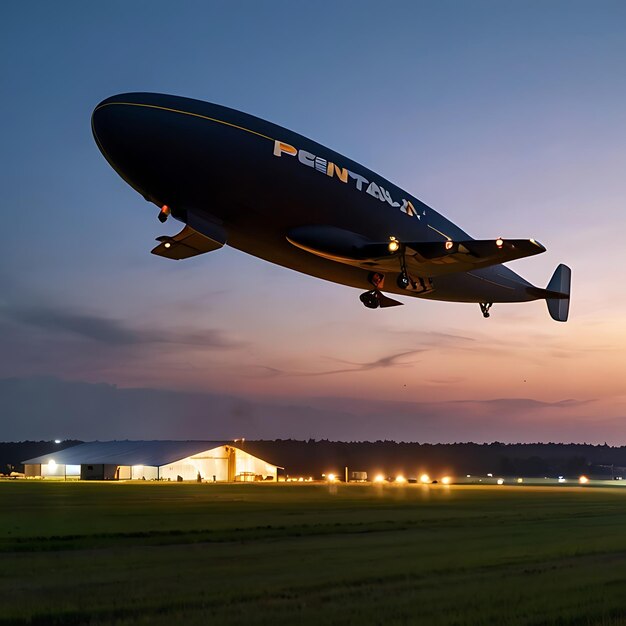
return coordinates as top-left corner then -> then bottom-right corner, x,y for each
479,302 -> 493,318
360,291 -> 380,309
397,273 -> 410,290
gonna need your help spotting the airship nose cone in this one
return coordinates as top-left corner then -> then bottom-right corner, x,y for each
92,92 -> 242,212
92,98 -> 144,175
92,95 -> 167,200
91,100 -> 117,156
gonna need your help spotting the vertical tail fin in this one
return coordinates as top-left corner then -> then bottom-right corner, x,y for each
546,264 -> 571,322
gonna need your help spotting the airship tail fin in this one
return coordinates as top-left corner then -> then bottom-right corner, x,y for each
545,264 -> 571,322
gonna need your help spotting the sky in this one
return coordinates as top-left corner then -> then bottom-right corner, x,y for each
1,0 -> 625,443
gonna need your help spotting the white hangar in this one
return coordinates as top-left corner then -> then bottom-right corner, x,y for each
23,440 -> 279,482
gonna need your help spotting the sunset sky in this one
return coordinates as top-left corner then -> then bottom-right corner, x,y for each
1,1 -> 625,442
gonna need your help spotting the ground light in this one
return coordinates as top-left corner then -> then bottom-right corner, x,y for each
441,476 -> 451,485
579,475 -> 589,484
395,475 -> 406,484
497,479 -> 504,485
517,478 -> 523,483
373,474 -> 385,483
420,473 -> 430,484
327,473 -> 336,482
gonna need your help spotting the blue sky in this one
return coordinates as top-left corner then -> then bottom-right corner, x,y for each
1,1 -> 625,442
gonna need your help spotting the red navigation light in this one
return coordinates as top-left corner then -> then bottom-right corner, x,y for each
158,205 -> 171,224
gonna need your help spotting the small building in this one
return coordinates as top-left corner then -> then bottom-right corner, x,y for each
22,440 -> 279,482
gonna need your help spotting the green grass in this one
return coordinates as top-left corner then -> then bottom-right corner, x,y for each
2,481 -> 626,625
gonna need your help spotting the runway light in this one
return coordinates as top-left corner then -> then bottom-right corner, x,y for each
395,475 -> 406,484
420,473 -> 430,484
497,479 -> 504,485
374,474 -> 385,483
579,475 -> 589,484
445,240 -> 453,250
388,237 -> 400,252
441,476 -> 451,485
496,238 -> 504,248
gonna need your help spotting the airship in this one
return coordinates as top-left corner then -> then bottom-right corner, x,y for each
92,93 -> 570,321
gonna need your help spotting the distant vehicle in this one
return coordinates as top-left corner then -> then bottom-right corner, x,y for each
92,93 -> 570,321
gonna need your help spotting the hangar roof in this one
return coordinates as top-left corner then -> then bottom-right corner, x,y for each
22,440 -> 234,467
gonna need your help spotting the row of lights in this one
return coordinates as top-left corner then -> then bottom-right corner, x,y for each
325,473 -> 448,484
387,237 -> 505,253
323,472 -> 593,485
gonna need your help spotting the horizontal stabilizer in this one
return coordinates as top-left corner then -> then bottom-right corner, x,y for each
151,225 -> 224,260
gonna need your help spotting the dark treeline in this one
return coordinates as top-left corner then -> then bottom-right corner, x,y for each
0,441 -> 82,474
243,440 -> 626,479
3,440 -> 626,479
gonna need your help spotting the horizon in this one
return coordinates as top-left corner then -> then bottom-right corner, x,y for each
3,434 -> 626,447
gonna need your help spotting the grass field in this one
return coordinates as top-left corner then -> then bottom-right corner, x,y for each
2,481 -> 626,625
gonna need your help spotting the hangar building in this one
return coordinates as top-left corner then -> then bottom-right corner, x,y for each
22,440 -> 279,482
